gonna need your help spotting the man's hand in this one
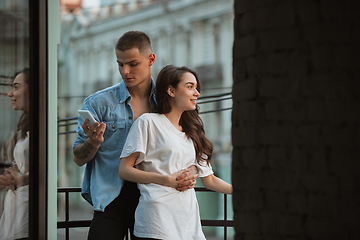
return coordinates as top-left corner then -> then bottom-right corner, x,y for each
175,165 -> 198,191
82,119 -> 106,147
74,120 -> 106,166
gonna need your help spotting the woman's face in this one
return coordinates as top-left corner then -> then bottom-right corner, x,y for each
8,73 -> 29,111
170,72 -> 200,112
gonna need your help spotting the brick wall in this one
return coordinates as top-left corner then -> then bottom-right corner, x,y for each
232,0 -> 360,239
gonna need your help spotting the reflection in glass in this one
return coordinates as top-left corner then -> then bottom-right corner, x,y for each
0,69 -> 29,239
0,1 -> 30,239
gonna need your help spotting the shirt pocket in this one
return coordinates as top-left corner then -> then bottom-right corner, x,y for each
101,120 -> 127,151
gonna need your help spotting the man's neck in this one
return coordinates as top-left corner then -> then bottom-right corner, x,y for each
128,78 -> 152,100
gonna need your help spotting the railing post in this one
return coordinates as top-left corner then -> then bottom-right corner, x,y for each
224,193 -> 227,240
66,191 -> 69,240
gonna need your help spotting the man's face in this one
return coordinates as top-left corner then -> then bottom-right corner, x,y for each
115,47 -> 155,89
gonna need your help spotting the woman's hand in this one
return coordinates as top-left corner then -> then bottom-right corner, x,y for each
163,169 -> 197,191
175,165 -> 198,191
4,165 -> 29,190
0,171 -> 13,190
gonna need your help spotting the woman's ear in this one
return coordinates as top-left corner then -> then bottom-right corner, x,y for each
167,86 -> 175,97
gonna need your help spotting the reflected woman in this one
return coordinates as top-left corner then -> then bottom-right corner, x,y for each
0,68 -> 30,240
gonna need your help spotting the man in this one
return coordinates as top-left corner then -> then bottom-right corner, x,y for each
73,31 -> 197,240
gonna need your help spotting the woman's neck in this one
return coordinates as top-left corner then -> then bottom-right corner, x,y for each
164,110 -> 183,132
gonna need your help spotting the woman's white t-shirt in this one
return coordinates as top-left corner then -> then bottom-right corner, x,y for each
120,113 -> 213,240
0,132 -> 29,240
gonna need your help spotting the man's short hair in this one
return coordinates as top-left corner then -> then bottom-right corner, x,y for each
115,31 -> 152,55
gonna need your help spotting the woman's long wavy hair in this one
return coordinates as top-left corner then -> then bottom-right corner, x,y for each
4,68 -> 30,161
155,65 -> 213,166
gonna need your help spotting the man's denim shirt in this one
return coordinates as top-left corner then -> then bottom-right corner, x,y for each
73,79 -> 157,212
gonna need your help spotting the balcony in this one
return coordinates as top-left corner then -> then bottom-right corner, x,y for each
57,92 -> 233,239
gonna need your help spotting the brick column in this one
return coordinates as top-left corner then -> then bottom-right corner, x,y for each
232,0 -> 360,239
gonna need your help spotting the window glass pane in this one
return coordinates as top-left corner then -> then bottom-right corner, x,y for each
0,1 -> 30,239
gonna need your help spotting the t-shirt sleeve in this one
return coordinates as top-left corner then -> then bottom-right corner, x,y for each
196,158 -> 214,178
120,117 -> 148,165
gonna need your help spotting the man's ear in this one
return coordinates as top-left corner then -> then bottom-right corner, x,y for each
149,53 -> 155,66
167,86 -> 175,97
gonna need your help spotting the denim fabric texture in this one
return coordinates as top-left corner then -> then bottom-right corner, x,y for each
73,79 -> 156,211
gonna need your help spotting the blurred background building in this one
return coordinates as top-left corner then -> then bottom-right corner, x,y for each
0,1 -> 29,159
57,0 -> 234,239
0,0 -> 30,216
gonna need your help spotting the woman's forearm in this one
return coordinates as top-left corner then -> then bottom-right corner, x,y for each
201,174 -> 232,195
119,163 -> 166,185
17,173 -> 29,187
119,153 -> 192,189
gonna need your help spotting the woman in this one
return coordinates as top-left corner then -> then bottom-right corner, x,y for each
0,68 -> 30,240
119,65 -> 232,240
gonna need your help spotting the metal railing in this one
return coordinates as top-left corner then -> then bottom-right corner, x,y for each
57,92 -> 232,135
57,187 -> 233,240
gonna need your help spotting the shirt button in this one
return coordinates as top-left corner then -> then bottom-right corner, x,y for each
129,116 -> 133,119
112,125 -> 115,129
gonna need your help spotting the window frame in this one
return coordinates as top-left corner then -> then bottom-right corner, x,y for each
29,0 -> 48,238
